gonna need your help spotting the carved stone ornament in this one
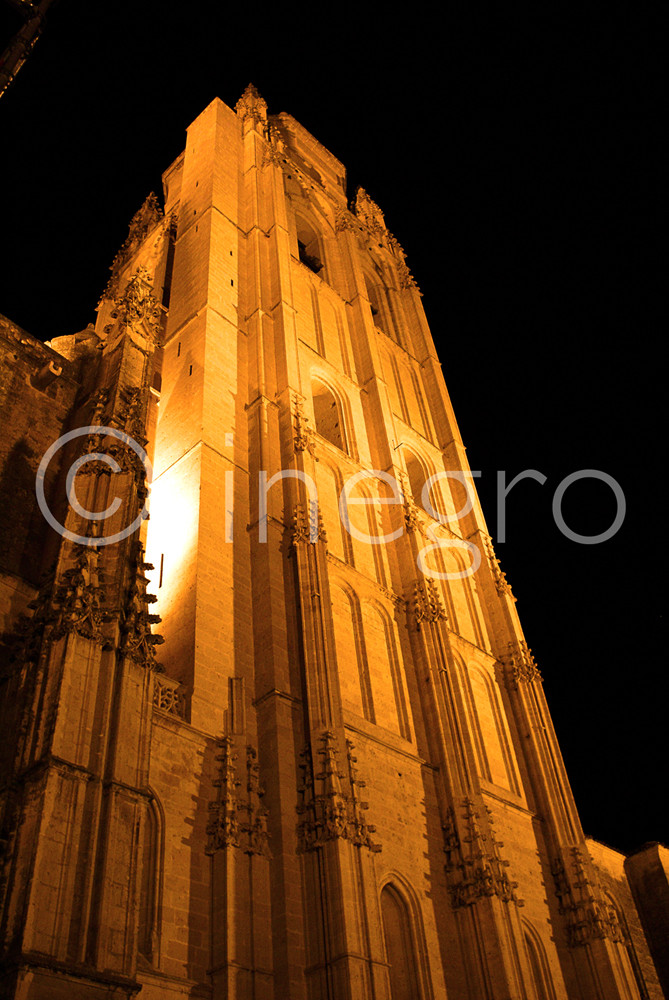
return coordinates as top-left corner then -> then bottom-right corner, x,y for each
404,498 -> 421,532
82,449 -> 149,507
77,384 -> 150,506
387,233 -> 419,291
206,736 -> 240,852
412,579 -> 448,629
292,394 -> 315,455
206,738 -> 271,857
241,745 -> 271,857
153,674 -> 186,718
351,187 -> 419,292
398,472 -> 422,532
89,387 -> 110,427
501,640 -> 543,689
262,120 -> 285,167
8,547 -> 107,665
4,568 -> 55,668
103,193 -> 163,300
353,187 -> 387,239
297,732 -> 381,853
50,546 -> 107,644
551,848 -> 624,948
261,142 -> 283,168
292,502 -> 327,545
118,385 -> 147,443
444,798 -> 522,910
483,534 -> 514,598
442,808 -> 461,869
334,207 -> 358,234
235,83 -> 268,134
120,542 -> 164,669
345,739 -> 381,850
109,267 -> 162,344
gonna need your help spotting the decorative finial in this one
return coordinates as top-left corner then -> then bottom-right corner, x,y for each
353,187 -> 386,234
235,84 -> 268,134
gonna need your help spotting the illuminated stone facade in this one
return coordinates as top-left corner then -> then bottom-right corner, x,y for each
0,87 -> 665,999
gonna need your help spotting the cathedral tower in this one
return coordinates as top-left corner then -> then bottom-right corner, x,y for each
0,87 -> 663,999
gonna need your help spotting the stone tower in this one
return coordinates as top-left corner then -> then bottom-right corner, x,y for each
0,86 -> 664,999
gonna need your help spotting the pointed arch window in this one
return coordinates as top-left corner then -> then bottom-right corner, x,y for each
402,450 -> 426,509
604,893 -> 648,999
401,449 -> 453,524
364,272 -> 382,318
524,932 -> 549,1000
138,795 -> 163,967
311,378 -> 347,454
296,215 -> 326,278
364,269 -> 399,344
522,922 -> 558,1000
381,884 -> 421,1000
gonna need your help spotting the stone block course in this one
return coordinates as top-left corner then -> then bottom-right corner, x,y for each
0,86 -> 664,1000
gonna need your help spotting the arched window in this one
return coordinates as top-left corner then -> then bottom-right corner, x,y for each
315,459 -> 353,564
524,932 -> 549,1000
605,893 -> 648,999
296,216 -> 325,279
361,603 -> 411,740
364,271 -> 382,320
331,583 -> 374,722
138,795 -> 163,966
402,449 -> 454,523
364,270 -> 398,343
522,921 -> 556,1000
312,378 -> 347,453
402,450 -> 426,508
380,884 -> 420,1000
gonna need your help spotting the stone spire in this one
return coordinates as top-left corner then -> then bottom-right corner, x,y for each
235,83 -> 268,133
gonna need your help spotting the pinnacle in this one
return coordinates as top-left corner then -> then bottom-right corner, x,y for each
241,82 -> 263,102
234,83 -> 268,124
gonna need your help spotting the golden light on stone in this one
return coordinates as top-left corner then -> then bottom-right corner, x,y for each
0,85 -> 665,1000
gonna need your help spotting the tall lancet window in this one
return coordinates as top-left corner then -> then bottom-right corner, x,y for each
364,269 -> 399,343
402,450 -> 426,508
381,884 -> 420,1000
296,215 -> 326,279
138,796 -> 162,966
312,378 -> 347,453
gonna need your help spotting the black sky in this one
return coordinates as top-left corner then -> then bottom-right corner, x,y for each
0,3 -> 663,853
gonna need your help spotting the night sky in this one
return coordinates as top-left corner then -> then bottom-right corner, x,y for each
0,4 -> 663,854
